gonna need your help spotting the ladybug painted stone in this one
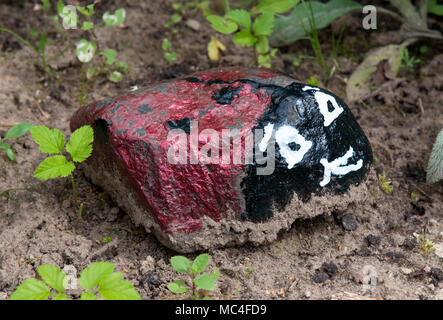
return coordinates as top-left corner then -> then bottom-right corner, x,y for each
70,67 -> 373,252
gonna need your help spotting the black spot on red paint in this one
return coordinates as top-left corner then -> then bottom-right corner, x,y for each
168,118 -> 191,134
138,104 -> 151,114
93,119 -> 110,144
212,85 -> 243,105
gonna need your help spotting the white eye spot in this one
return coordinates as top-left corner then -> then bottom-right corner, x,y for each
319,146 -> 363,187
258,123 -> 274,152
275,125 -> 312,169
302,85 -> 344,127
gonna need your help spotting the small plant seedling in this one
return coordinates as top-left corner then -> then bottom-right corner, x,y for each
400,48 -> 421,71
162,38 -> 179,63
244,259 -> 253,278
206,0 -> 299,67
416,230 -> 435,255
103,236 -> 112,243
30,125 -> 93,210
378,172 -> 394,194
9,261 -> 141,300
306,76 -> 319,86
167,254 -> 220,300
0,122 -> 33,160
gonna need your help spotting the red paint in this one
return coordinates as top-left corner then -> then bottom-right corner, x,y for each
70,67 -> 280,233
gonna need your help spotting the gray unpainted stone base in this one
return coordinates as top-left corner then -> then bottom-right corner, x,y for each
82,150 -> 375,253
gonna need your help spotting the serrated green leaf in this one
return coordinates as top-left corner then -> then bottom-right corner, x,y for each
170,256 -> 192,273
270,0 -> 361,47
5,122 -> 32,140
9,278 -> 51,300
255,36 -> 269,54
193,273 -> 215,291
34,155 -> 75,180
207,15 -> 238,34
82,21 -> 94,31
53,293 -> 70,300
227,9 -> 251,29
103,8 -> 126,27
191,254 -> 209,274
30,126 -> 65,154
427,129 -> 443,183
253,13 -> 274,36
109,71 -> 123,83
233,29 -> 257,46
80,292 -> 99,300
100,49 -> 117,65
98,276 -> 141,300
76,39 -> 96,63
254,0 -> 299,14
37,265 -> 67,293
167,280 -> 187,294
79,261 -> 115,290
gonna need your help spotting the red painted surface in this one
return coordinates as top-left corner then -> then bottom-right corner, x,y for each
70,67 -> 279,233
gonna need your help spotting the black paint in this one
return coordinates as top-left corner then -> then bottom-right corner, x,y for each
211,85 -> 243,105
168,117 -> 191,134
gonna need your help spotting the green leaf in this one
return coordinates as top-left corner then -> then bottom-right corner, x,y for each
233,29 -> 257,47
9,278 -> 51,300
37,265 -> 67,293
42,0 -> 51,12
98,274 -> 141,300
53,293 -> 70,300
307,76 -> 319,86
162,38 -> 172,51
81,21 -> 94,31
170,256 -> 192,273
227,9 -> 251,29
57,0 -> 64,15
207,15 -> 238,34
86,67 -> 95,79
429,0 -> 443,15
254,0 -> 299,14
59,5 -> 78,28
76,39 -> 97,63
34,155 -> 75,180
4,122 -> 32,140
30,126 -> 65,154
115,61 -> 128,72
37,35 -> 47,54
103,8 -> 126,27
270,0 -> 362,47
100,49 -> 117,65
210,269 -> 220,282
167,280 -> 187,294
255,36 -> 269,54
193,273 -> 215,291
191,254 -> 209,274
77,4 -> 95,18
164,52 -> 178,62
79,261 -> 115,290
80,292 -> 99,300
253,13 -> 274,36
427,129 -> 443,183
109,71 -> 123,83
6,148 -> 15,161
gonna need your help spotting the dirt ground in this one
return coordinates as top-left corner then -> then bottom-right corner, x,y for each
0,0 -> 442,300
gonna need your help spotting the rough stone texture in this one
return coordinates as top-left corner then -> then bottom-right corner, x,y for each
70,67 -> 373,252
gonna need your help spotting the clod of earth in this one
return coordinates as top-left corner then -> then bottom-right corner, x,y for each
70,67 -> 373,252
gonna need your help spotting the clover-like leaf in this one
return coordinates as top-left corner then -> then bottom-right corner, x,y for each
207,15 -> 238,34
167,280 -> 187,294
100,49 -> 117,65
170,256 -> 192,273
76,39 -> 97,63
253,13 -> 275,36
33,155 -> 75,180
227,9 -> 251,29
9,278 -> 51,300
191,254 -> 209,274
66,125 -> 93,163
37,265 -> 67,293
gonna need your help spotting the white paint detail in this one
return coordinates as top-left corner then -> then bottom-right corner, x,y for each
275,125 -> 312,169
302,85 -> 344,127
258,123 -> 274,152
319,146 -> 363,187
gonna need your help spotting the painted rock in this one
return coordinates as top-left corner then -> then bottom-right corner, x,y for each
70,67 -> 373,252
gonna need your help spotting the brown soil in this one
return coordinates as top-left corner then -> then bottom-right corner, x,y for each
0,0 -> 442,300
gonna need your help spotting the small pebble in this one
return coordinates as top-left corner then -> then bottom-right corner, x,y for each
314,272 -> 329,283
430,268 -> 443,282
342,214 -> 358,231
401,267 -> 413,275
321,262 -> 338,276
365,234 -> 381,247
185,19 -> 200,31
304,290 -> 312,298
